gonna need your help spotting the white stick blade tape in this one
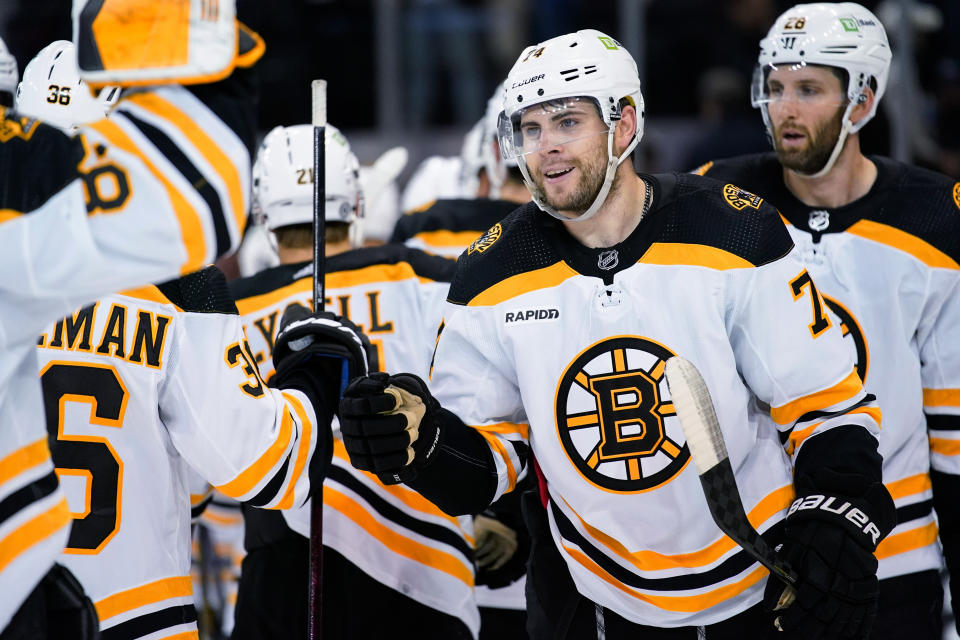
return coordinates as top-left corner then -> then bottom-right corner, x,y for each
311,79 -> 327,127
664,356 -> 728,474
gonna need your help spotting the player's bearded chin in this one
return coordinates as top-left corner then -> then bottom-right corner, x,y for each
531,147 -> 607,216
773,105 -> 845,175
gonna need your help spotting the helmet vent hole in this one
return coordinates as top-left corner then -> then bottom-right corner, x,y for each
537,88 -> 544,96
560,68 -> 579,81
799,50 -> 805,56
584,64 -> 598,75
517,95 -> 523,102
569,42 -> 578,47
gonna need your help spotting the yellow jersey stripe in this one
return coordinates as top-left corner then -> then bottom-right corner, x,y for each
770,370 -> 863,426
325,485 -> 474,587
0,209 -> 22,223
477,431 -> 518,493
0,497 -> 71,574
468,261 -> 577,307
564,546 -> 769,612
473,422 -> 530,439
95,575 -> 193,620
885,473 -> 931,501
413,229 -> 483,248
127,92 -> 246,236
87,121 -> 206,275
875,521 -> 939,561
117,285 -> 184,311
930,437 -> 960,456
216,409 -> 294,499
200,510 -> 243,527
847,220 -> 959,270
0,438 -> 51,487
923,388 -> 960,408
277,392 -> 313,510
163,632 -> 200,640
560,485 -> 793,572
639,243 -> 755,270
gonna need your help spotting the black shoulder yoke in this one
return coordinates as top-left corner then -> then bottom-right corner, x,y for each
158,265 -> 238,314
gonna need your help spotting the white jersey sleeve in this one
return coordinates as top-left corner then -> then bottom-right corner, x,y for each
922,269 -> 960,472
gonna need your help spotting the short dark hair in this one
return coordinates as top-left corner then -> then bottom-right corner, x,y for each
275,222 -> 349,249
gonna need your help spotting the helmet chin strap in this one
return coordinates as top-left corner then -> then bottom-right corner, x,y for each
523,127 -> 634,223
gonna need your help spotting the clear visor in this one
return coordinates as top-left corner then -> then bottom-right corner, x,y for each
498,96 -> 610,161
751,63 -> 848,109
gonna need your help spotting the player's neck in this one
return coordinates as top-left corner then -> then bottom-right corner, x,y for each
499,181 -> 531,205
277,241 -> 351,265
562,167 -> 646,249
782,136 -> 877,209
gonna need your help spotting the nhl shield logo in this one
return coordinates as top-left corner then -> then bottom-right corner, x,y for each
808,209 -> 830,231
598,249 -> 619,271
555,336 -> 690,492
468,223 -> 502,255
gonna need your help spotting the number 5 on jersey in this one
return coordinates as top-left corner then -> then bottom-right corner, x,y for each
790,270 -> 832,338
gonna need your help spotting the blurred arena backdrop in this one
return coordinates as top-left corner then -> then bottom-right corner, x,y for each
3,0 -> 957,186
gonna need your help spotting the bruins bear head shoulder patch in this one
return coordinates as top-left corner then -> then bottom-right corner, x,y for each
468,222 -> 502,255
555,336 -> 690,493
722,184 -> 763,211
953,182 -> 960,211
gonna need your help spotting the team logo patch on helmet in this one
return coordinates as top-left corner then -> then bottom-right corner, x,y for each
722,184 -> 764,211
823,295 -> 869,383
468,223 -> 502,255
555,336 -> 689,493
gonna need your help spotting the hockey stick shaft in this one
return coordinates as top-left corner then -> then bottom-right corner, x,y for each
309,78 -> 326,640
664,356 -> 797,606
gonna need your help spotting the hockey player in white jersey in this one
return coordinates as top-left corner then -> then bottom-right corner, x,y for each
340,28 -> 897,639
229,124 -> 475,639
0,36 -> 17,107
0,2 -> 304,634
14,36 -> 372,640
693,3 -> 960,637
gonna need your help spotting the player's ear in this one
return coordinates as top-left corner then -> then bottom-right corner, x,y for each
850,86 -> 875,126
614,103 -> 637,156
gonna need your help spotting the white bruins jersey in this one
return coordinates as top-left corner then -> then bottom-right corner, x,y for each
391,198 -> 518,259
0,76 -> 253,631
431,174 -> 880,628
699,154 -> 960,580
34,267 -> 319,638
230,245 -> 481,636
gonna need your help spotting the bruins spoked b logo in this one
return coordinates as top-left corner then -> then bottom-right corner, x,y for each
555,336 -> 689,492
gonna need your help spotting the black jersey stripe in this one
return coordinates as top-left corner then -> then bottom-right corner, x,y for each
100,604 -> 197,640
0,471 -> 59,529
895,499 -> 933,526
326,463 -> 474,563
780,395 -> 876,444
551,501 -> 784,592
119,111 -> 232,259
927,413 -> 960,431
244,453 -> 292,508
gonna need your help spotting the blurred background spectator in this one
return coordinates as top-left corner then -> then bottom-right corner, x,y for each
1,0 -> 956,186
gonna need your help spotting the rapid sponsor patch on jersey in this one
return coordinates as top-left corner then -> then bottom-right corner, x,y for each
722,184 -> 763,211
504,307 -> 559,324
555,336 -> 690,493
467,222 -> 502,255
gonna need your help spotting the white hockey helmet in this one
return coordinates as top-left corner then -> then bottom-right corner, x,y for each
458,118 -> 486,198
0,37 -> 18,107
16,40 -> 120,132
752,3 -> 891,177
497,29 -> 644,221
252,123 -> 364,233
480,81 -> 519,199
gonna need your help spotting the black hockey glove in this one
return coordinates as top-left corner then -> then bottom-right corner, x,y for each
339,372 -> 442,485
763,478 -> 895,639
932,469 -> 960,632
272,303 -> 374,403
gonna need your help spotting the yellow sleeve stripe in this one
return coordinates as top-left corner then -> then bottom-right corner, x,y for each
875,521 -> 939,561
564,545 -> 769,612
930,437 -> 960,456
784,421 -> 821,457
0,438 -> 51,487
473,421 -> 530,440
330,439 -> 471,537
0,209 -> 22,223
88,120 -> 206,275
468,261 -> 577,307
923,388 -> 960,408
477,430 -> 518,493
95,575 -> 193,621
235,278 -> 312,316
189,489 -> 211,508
770,369 -> 863,426
127,92 -> 246,235
847,220 -> 959,270
885,473 -> 931,501
691,161 -> 713,176
201,510 -> 243,527
0,497 -> 71,574
276,392 -> 313,510
639,243 -> 754,270
561,484 -> 793,572
413,229 -> 483,249
164,632 -> 200,640
216,409 -> 294,499
324,485 -> 474,587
